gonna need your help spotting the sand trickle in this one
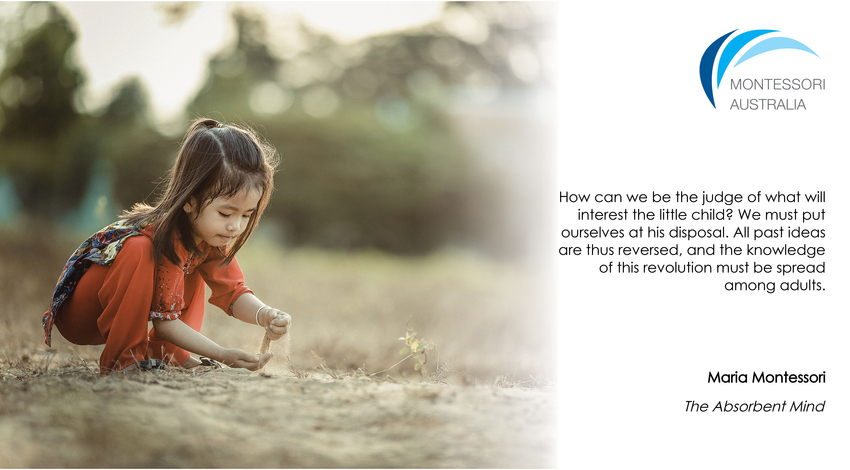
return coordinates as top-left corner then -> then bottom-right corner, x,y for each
259,331 -> 291,372
260,333 -> 271,355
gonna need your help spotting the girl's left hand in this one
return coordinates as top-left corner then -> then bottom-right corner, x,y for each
259,307 -> 291,340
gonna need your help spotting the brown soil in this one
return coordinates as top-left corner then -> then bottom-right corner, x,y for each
0,361 -> 555,468
0,229 -> 556,467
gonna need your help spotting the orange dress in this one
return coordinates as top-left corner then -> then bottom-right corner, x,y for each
51,223 -> 252,374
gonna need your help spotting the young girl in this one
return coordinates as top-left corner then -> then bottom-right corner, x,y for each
42,118 -> 291,374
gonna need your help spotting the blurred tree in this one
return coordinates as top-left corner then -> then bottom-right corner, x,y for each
94,77 -> 174,211
0,3 -> 181,225
0,2 -> 88,217
153,2 -> 199,27
187,6 -> 481,254
0,3 -> 82,139
187,2 -> 549,253
188,6 -> 280,118
0,2 -> 552,253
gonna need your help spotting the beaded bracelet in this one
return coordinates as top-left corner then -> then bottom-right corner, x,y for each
255,305 -> 270,326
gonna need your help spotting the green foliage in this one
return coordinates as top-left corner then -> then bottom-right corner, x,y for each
0,3 -> 88,216
187,8 -> 280,117
184,6 -> 490,253
0,3 -> 82,141
0,2 -> 551,255
94,78 -> 172,211
257,103 -> 471,253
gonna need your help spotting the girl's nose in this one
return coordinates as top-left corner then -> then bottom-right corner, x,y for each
227,220 -> 240,232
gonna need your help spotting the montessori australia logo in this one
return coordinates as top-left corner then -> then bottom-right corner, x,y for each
699,29 -> 822,110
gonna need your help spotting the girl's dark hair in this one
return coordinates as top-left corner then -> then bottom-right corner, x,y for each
122,118 -> 279,266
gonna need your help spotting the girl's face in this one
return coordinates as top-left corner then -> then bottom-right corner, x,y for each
184,188 -> 262,248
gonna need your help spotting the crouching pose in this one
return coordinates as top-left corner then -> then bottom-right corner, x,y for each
43,118 -> 291,374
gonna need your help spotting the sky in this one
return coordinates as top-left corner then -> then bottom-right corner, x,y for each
55,2 -> 445,127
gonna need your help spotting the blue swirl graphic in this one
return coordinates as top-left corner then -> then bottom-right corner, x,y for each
699,30 -> 735,109
700,29 -> 819,108
716,29 -> 777,87
735,37 -> 819,66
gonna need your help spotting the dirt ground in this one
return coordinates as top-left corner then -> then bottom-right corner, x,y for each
0,357 -> 555,468
0,227 -> 556,468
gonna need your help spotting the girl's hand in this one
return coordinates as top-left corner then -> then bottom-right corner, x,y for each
259,307 -> 291,340
221,348 -> 273,371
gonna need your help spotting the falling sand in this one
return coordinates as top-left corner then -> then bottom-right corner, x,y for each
259,330 -> 291,372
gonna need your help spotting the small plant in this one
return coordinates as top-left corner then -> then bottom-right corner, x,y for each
368,325 -> 435,378
399,328 -> 432,374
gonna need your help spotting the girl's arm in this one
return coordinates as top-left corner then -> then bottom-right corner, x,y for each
152,318 -> 272,370
198,257 -> 290,339
231,293 -> 291,340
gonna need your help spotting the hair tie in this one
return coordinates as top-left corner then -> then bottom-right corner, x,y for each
200,118 -> 223,129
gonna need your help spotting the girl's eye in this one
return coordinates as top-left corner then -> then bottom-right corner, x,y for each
219,212 -> 231,218
242,214 -> 251,219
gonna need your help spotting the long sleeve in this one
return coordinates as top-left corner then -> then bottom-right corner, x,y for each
197,255 -> 253,316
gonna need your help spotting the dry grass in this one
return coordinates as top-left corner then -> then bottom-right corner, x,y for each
1,225 -> 555,384
0,226 -> 557,468
204,234 -> 555,385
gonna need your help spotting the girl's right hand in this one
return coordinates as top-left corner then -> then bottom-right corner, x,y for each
259,307 -> 291,340
221,348 -> 273,370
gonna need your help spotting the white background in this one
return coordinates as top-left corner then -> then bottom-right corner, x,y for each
559,1 -> 849,468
